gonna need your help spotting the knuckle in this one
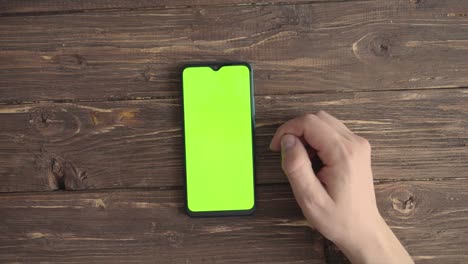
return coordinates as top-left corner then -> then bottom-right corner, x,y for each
343,142 -> 358,158
304,113 -> 319,122
316,110 -> 328,118
342,135 -> 371,158
356,135 -> 371,150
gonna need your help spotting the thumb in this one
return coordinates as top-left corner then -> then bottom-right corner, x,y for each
281,134 -> 331,209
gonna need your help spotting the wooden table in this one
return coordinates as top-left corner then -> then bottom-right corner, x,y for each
0,0 -> 467,263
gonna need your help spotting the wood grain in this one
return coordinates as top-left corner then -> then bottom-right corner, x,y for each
0,185 -> 325,264
0,0 -> 344,16
1,0 -> 466,15
1,180 -> 468,263
1,0 -> 467,102
1,89 -> 466,192
1,1 -> 467,263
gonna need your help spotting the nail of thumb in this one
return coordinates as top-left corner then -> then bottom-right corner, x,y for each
281,134 -> 296,152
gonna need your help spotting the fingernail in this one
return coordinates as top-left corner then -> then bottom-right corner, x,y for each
281,134 -> 295,151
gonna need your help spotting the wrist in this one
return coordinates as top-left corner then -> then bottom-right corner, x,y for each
334,214 -> 413,264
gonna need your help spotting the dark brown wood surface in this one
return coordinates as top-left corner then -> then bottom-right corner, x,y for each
0,89 -> 466,192
1,0 -> 468,103
1,181 -> 467,263
0,0 -> 342,16
1,0 -> 467,263
0,185 -> 325,263
1,0 -> 464,15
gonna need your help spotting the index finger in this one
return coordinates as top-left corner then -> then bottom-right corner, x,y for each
270,114 -> 343,163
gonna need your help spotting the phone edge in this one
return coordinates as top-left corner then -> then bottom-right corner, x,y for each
181,62 -> 257,217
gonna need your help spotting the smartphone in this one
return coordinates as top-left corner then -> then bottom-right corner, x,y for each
182,63 -> 255,216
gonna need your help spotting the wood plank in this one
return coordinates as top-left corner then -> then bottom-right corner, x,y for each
0,89 -> 466,192
0,0 -> 342,15
1,0 -> 467,102
1,0 -> 465,15
1,180 -> 468,263
0,185 -> 325,263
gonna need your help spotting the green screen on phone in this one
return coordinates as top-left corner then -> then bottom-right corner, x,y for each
182,64 -> 255,216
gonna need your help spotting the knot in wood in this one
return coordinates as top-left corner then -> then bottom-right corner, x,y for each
370,37 -> 391,57
142,65 -> 157,82
391,190 -> 417,215
29,110 -> 52,130
28,107 -> 81,139
51,158 -> 64,179
29,109 -> 63,136
47,156 -> 87,191
162,230 -> 184,248
352,32 -> 396,64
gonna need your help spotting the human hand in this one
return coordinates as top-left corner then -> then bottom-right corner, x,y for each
270,112 -> 413,264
